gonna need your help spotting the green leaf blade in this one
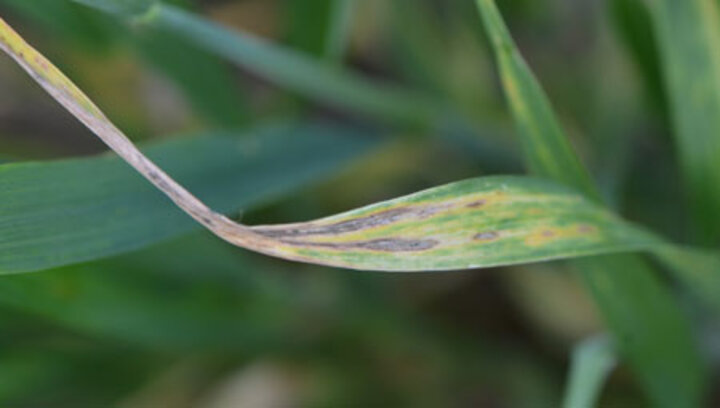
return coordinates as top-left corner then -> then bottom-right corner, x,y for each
0,122 -> 376,274
563,335 -> 616,408
645,0 -> 720,244
577,255 -> 706,408
142,4 -> 437,127
475,0 -> 598,199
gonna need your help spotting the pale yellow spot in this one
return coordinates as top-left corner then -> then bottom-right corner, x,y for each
524,224 -> 599,247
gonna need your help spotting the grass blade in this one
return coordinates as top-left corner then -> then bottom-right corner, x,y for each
474,1 -> 706,406
562,335 -> 616,408
1,8 -> 717,274
0,8 -> 717,377
645,0 -> 720,244
146,4 -> 437,126
0,13 -> 702,277
575,255 -> 705,408
69,1 -> 511,149
0,122 -> 375,274
69,0 -> 440,127
474,0 -> 597,199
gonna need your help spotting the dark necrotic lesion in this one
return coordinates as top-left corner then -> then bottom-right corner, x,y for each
473,231 -> 499,241
281,238 -> 439,252
254,205 -> 446,238
352,238 -> 438,251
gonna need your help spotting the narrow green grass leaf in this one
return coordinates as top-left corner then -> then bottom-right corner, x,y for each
0,122 -> 375,274
474,0 -> 597,199
474,1 -> 706,406
563,335 -> 616,408
147,4 -> 437,126
68,1 -> 439,127
645,0 -> 720,244
577,255 -> 705,408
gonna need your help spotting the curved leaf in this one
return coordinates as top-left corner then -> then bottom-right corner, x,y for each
0,8 -> 717,275
0,123 -> 376,274
246,176 -> 657,271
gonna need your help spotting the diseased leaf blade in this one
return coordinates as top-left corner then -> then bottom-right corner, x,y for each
0,2 -> 716,282
248,176 -> 657,271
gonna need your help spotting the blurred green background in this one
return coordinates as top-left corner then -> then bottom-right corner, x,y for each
0,0 -> 716,406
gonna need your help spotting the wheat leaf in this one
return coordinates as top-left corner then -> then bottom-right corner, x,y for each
0,14 -> 717,276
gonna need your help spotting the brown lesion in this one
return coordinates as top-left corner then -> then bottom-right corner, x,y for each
473,231 -> 499,241
281,237 -> 439,252
466,199 -> 486,208
576,224 -> 596,234
353,238 -> 439,252
254,204 -> 448,238
524,223 -> 601,247
34,56 -> 50,71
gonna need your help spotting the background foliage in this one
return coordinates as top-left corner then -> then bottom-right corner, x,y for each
0,0 -> 718,406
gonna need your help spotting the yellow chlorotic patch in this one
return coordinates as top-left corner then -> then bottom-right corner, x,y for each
524,224 -> 599,247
